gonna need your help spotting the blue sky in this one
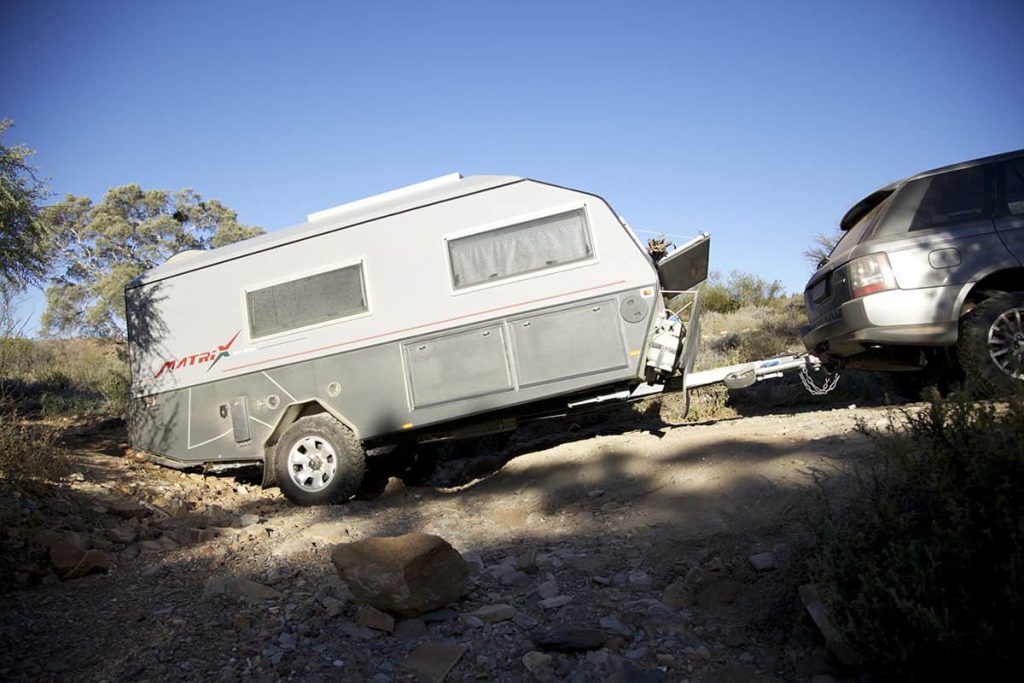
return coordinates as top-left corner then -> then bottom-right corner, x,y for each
3,0 -> 1023,333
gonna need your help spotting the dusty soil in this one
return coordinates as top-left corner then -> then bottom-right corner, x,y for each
0,401 -> 900,682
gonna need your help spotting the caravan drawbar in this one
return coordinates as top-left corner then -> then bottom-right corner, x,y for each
126,173 -> 710,504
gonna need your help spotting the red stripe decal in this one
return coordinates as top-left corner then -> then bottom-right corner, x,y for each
222,279 -> 628,374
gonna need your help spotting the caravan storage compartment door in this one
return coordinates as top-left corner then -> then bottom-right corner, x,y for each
511,299 -> 628,387
404,324 -> 513,408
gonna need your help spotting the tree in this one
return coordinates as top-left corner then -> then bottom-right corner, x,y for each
42,185 -> 263,339
0,119 -> 50,289
803,230 -> 842,270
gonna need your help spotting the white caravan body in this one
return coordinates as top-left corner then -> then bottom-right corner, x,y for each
126,174 -> 709,480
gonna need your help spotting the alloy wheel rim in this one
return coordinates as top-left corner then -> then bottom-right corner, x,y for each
988,306 -> 1024,381
287,435 -> 337,492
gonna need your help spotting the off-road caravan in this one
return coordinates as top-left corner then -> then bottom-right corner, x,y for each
126,173 -> 709,504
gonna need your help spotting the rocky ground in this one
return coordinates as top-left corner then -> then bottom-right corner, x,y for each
0,400 -> 902,682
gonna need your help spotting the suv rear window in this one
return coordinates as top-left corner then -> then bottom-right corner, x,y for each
1005,159 -> 1024,216
908,166 -> 989,230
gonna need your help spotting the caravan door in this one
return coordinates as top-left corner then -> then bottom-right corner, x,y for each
656,233 -> 710,292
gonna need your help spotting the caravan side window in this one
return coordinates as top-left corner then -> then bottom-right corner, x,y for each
448,209 -> 593,289
247,263 -> 367,338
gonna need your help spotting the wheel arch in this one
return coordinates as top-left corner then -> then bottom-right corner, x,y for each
260,400 -> 361,486
955,266 -> 1024,319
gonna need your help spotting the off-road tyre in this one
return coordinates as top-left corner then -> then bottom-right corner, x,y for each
957,291 -> 1024,397
274,415 -> 365,505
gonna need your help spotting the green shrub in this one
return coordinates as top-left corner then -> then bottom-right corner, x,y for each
810,396 -> 1024,679
701,270 -> 787,314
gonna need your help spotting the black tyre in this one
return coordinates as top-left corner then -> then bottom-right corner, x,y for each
957,291 -> 1024,397
274,415 -> 365,505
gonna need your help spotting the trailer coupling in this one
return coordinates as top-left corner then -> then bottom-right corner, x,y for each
684,353 -> 840,395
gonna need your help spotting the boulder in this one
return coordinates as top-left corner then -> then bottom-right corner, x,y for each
49,540 -> 86,571
65,549 -> 113,579
331,533 -> 467,617
105,526 -> 137,545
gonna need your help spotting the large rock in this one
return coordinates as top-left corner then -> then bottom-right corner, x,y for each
331,533 -> 467,617
65,549 -> 113,579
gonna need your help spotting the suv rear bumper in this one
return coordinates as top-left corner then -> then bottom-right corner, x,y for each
801,286 -> 959,359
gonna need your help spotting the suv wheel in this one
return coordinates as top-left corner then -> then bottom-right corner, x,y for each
957,291 -> 1024,396
275,415 -> 365,505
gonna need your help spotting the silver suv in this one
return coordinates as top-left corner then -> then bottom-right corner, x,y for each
802,149 -> 1024,396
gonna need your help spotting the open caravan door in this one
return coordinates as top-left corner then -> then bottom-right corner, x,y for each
644,233 -> 711,385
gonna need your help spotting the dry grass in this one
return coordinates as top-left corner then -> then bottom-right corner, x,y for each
0,416 -> 71,487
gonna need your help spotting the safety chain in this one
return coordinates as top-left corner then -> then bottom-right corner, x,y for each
799,363 -> 840,395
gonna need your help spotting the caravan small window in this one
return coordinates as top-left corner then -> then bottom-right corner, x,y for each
247,264 -> 367,338
448,209 -> 593,289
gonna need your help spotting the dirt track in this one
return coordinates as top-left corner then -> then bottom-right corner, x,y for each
0,403 -> 896,682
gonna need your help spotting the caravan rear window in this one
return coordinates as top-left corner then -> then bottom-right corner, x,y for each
247,264 -> 367,338
448,209 -> 593,289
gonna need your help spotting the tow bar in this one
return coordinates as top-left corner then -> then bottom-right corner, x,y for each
684,353 -> 840,395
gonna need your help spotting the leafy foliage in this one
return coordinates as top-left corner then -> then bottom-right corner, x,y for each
811,396 -> 1024,679
0,119 -> 50,289
701,270 -> 786,313
42,185 -> 263,338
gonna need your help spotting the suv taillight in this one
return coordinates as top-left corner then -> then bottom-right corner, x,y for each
849,253 -> 896,298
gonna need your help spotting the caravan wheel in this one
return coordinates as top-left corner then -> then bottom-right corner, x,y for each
275,415 -> 366,505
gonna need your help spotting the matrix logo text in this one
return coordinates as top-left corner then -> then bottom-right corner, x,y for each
154,331 -> 240,378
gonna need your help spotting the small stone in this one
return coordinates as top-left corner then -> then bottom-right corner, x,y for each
322,596 -> 346,618
661,580 -> 692,609
515,550 -> 538,572
393,618 -> 426,639
239,514 -> 260,528
587,489 -> 605,498
463,554 -> 484,576
625,646 -> 647,660
356,605 -> 396,633
420,607 -> 458,623
233,615 -> 251,630
108,499 -> 148,519
748,552 -> 777,572
89,532 -> 113,551
302,522 -> 351,544
656,653 -> 674,665
460,614 -> 484,628
500,569 -> 530,587
513,613 -> 539,630
522,651 -> 553,675
585,650 -> 609,665
278,632 -> 296,651
470,604 -> 515,623
202,575 -> 280,602
599,616 -> 633,638
539,595 -> 572,610
340,622 -> 378,640
534,580 -> 559,600
532,628 -> 607,652
628,571 -> 653,590
142,563 -> 165,578
693,645 -> 711,659
401,643 -> 466,683
106,526 -> 137,545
